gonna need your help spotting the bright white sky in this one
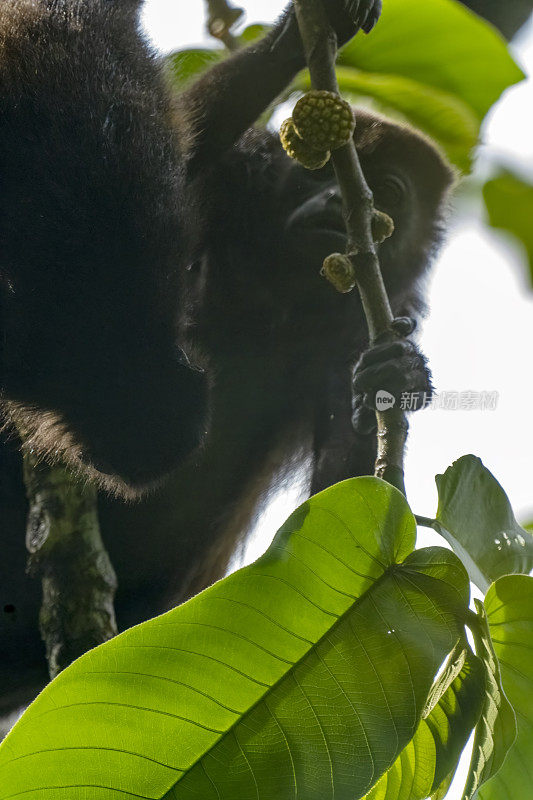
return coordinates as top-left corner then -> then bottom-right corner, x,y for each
141,3 -> 533,796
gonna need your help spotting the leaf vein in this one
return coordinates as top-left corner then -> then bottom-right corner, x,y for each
36,701 -> 225,733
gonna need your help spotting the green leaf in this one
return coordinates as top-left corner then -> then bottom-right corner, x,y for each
339,0 -> 524,120
335,0 -> 524,170
364,727 -> 437,800
0,478 -> 470,800
477,575 -> 533,800
462,600 -> 517,800
334,67 -> 478,173
165,25 -> 269,91
483,171 -> 533,285
362,642 -> 485,800
424,644 -> 485,795
435,455 -> 533,592
167,48 -> 224,90
431,769 -> 455,800
237,23 -> 270,45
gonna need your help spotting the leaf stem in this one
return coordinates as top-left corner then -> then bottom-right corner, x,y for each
415,514 -> 440,530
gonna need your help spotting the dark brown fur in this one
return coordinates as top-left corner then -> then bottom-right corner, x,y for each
0,0 -> 207,496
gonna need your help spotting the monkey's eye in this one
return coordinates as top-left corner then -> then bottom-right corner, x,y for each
374,174 -> 407,207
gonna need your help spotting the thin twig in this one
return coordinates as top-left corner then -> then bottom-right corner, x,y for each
205,0 -> 244,51
293,0 -> 409,494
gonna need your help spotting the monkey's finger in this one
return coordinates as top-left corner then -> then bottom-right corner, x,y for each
357,3 -> 372,33
346,0 -> 361,23
351,396 -> 377,435
353,361 -> 404,394
175,345 -> 205,373
356,340 -> 405,369
391,316 -> 417,337
362,1 -> 382,33
346,0 -> 367,32
362,391 -> 376,410
352,391 -> 374,412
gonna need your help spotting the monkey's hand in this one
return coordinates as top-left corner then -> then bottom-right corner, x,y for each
271,1 -> 381,76
351,317 -> 433,435
327,0 -> 383,41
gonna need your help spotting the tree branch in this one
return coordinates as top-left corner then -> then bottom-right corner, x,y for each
293,0 -> 409,494
22,453 -> 118,679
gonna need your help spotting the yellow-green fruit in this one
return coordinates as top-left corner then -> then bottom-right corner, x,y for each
321,252 -> 356,294
279,118 -> 330,170
293,90 -> 355,151
372,209 -> 395,244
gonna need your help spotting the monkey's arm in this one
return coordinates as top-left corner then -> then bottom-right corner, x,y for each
310,362 -> 378,494
178,1 -> 381,167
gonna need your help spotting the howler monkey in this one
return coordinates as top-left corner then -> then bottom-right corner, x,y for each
0,0 -> 453,721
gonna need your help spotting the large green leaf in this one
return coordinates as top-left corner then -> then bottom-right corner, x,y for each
339,0 -> 524,121
477,575 -> 533,800
167,48 -> 224,90
333,67 -> 478,173
335,0 -> 523,170
431,768 -> 455,800
363,642 -> 485,800
483,171 -> 533,286
0,478 -> 470,799
435,455 -> 533,592
462,601 -> 517,800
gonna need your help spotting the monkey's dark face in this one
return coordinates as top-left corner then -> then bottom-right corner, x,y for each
281,156 -> 413,274
283,162 -> 347,260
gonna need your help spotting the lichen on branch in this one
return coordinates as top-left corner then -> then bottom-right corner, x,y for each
22,451 -> 118,678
